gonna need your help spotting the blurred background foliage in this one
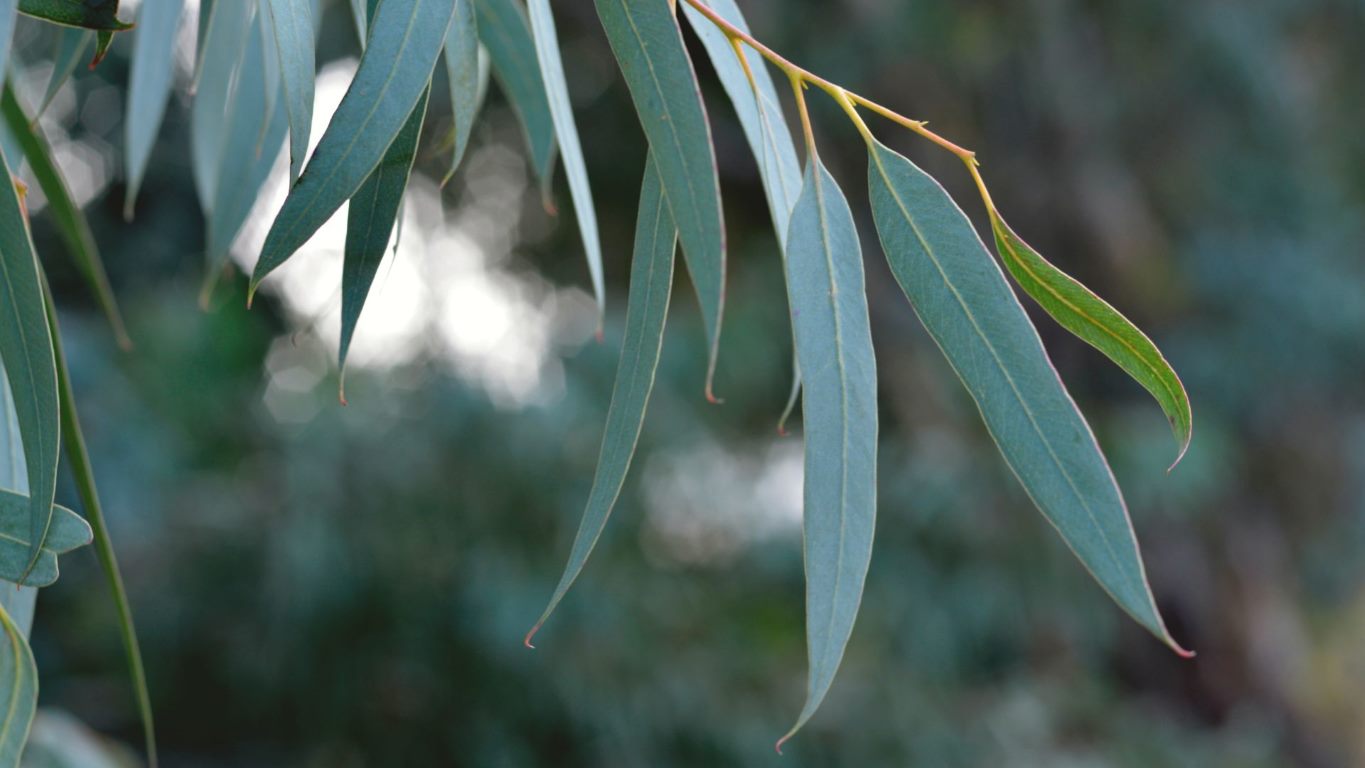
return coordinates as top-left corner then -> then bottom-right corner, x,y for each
10,0 -> 1364,764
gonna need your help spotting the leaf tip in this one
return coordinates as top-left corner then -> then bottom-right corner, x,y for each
523,624 -> 542,649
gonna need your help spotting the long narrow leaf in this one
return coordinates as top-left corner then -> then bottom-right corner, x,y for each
2,84 -> 130,349
41,277 -> 157,768
776,158 -> 878,750
250,0 -> 457,297
526,155 -> 675,647
37,27 -> 91,117
17,0 -> 131,30
0,598 -> 36,768
440,0 -> 478,185
262,0 -> 314,185
526,0 -> 604,322
865,138 -> 1189,656
0,149 -> 59,574
595,0 -> 725,398
124,0 -> 185,217
0,491 -> 91,587
0,1 -> 16,89
190,0 -> 254,212
0,368 -> 36,637
990,214 -> 1192,466
473,0 -> 555,196
339,88 -> 430,385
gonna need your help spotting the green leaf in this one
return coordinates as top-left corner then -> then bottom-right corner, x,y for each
0,1 -> 17,89
440,0 -> 477,184
526,155 -> 675,647
17,0 -> 131,31
775,158 -> 878,750
37,27 -> 91,117
527,0 -> 604,322
595,0 -> 725,398
2,83 -> 130,349
42,277 -> 157,768
0,491 -> 91,587
865,138 -> 1189,656
346,0 -> 366,47
124,0 -> 184,217
0,362 -> 37,638
339,88 -> 430,385
473,0 -> 555,197
0,599 -> 36,768
990,214 -> 1192,466
262,0 -> 314,185
0,146 -> 59,575
250,0 -> 457,297
190,0 -> 253,213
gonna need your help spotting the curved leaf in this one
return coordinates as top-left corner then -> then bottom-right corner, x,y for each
594,0 -> 725,397
865,138 -> 1189,656
526,155 -> 675,647
0,599 -> 36,768
339,88 -> 430,384
0,148 -> 59,574
37,27 -> 91,117
262,0 -> 314,185
776,158 -> 878,750
124,0 -> 184,217
440,0 -> 477,184
0,366 -> 36,638
17,0 -> 131,30
190,0 -> 253,213
0,492 -> 91,587
250,0 -> 456,297
990,213 -> 1192,466
473,0 -> 555,195
2,83 -> 130,349
527,0 -> 604,322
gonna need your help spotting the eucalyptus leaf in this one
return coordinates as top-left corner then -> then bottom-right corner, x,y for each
17,0 -> 131,30
190,0 -> 253,212
124,0 -> 185,217
527,155 -> 675,647
0,491 -> 92,587
339,88 -> 430,384
0,368 -> 36,639
0,598 -> 36,768
37,27 -> 90,117
250,0 -> 457,297
0,146 -> 59,574
527,0 -> 604,322
595,0 -> 725,398
440,0 -> 477,184
1,84 -> 130,349
0,1 -> 16,89
865,138 -> 1188,655
262,0 -> 314,185
473,0 -> 555,197
777,158 -> 878,750
990,213 -> 1192,466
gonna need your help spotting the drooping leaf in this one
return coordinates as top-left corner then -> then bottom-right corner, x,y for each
339,88 -> 430,384
776,158 -> 878,750
527,0 -> 603,322
989,213 -> 1192,466
527,155 -> 675,647
0,1 -> 17,90
594,0 -> 725,399
0,598 -> 36,768
0,147 -> 59,574
1,84 -> 130,349
258,6 -> 279,136
262,0 -> 314,185
41,278 -> 157,768
37,27 -> 91,117
0,367 -> 36,638
346,0 -> 366,47
473,0 -> 555,196
440,0 -> 477,185
124,0 -> 184,217
865,138 -> 1189,655
190,0 -> 253,212
250,0 -> 457,297
0,491 -> 91,587
204,8 -> 288,278
17,0 -> 131,31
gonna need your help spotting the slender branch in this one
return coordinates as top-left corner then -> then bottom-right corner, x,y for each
789,75 -> 816,157
39,275 -> 158,768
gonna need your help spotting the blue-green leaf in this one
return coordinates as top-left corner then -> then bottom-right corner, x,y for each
0,365 -> 36,638
262,0 -> 314,185
865,138 -> 1189,656
0,148 -> 59,576
339,88 -> 430,386
250,0 -> 456,297
1,84 -> 130,349
17,0 -> 131,31
526,155 -> 675,647
37,27 -> 91,118
440,0 -> 477,184
346,0 -> 366,47
190,0 -> 254,212
0,1 -> 17,90
776,158 -> 878,750
473,0 -> 555,197
0,491 -> 91,587
594,0 -> 725,398
0,598 -> 36,767
124,0 -> 184,217
527,0 -> 603,322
